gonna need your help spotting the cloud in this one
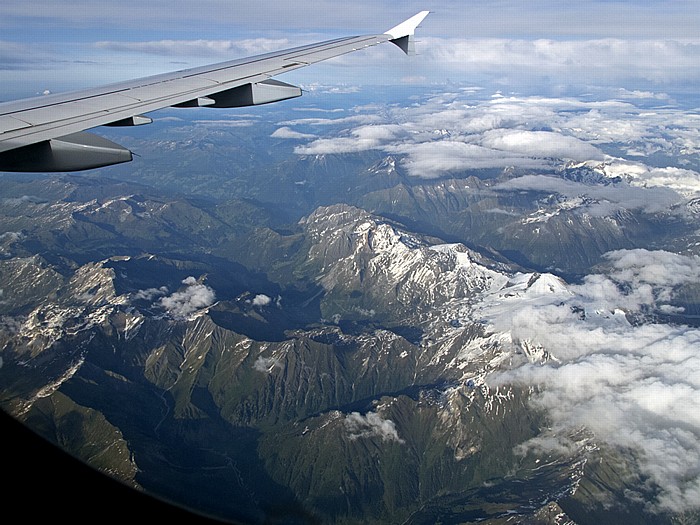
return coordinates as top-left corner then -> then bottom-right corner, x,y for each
160,277 -> 215,319
388,140 -> 547,178
95,38 -> 291,57
630,167 -> 700,198
300,84 -> 362,95
284,91 -> 700,188
0,41 -> 48,70
493,174 -> 684,215
281,114 -> 382,127
480,250 -> 700,512
253,356 -> 280,373
289,93 -> 615,175
420,37 -> 700,88
0,315 -> 22,336
616,88 -> 670,100
1,195 -> 47,206
601,249 -> 700,301
251,294 -> 271,307
294,124 -> 412,156
4,3 -> 700,97
344,411 -> 404,443
290,107 -> 345,113
271,127 -> 317,140
132,286 -> 168,301
192,119 -> 256,127
480,129 -> 605,162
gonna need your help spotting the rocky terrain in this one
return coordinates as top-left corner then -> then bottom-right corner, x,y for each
1,96 -> 699,523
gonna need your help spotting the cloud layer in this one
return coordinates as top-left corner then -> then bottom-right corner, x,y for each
96,38 -> 292,57
277,91 -> 700,211
480,249 -> 700,512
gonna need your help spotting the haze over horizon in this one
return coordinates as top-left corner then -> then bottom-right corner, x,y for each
1,1 -> 699,98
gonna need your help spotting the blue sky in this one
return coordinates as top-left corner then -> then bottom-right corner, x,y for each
1,1 -> 699,99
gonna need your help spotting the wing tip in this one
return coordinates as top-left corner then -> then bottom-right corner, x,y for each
384,10 -> 430,40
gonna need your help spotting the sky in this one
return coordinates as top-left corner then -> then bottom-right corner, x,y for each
2,0 -> 700,99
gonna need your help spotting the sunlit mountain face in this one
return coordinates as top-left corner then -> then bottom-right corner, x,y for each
1,85 -> 699,525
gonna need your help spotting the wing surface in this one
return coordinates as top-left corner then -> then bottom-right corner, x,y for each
0,11 -> 429,172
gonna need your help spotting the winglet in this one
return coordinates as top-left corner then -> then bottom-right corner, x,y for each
384,11 -> 430,39
384,11 -> 430,55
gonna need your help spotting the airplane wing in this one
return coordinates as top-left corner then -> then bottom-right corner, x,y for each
0,11 -> 429,172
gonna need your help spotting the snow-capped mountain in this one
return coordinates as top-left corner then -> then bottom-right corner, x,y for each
2,97 -> 698,523
1,197 -> 598,524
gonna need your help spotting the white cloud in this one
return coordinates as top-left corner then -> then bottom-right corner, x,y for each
388,140 -> 546,178
420,37 -> 700,88
294,137 -> 362,155
160,277 -> 215,319
271,127 -> 317,140
480,250 -> 700,512
281,114 -> 383,127
604,249 -> 700,292
480,129 -> 605,161
616,88 -> 670,100
95,38 -> 291,57
344,411 -> 404,443
0,315 -> 22,336
633,167 -> 700,198
290,107 -> 345,113
132,286 -> 168,301
251,294 -> 271,307
192,119 -> 256,127
284,91 -> 699,190
493,174 -> 684,215
295,124 -> 412,156
253,355 -> 280,373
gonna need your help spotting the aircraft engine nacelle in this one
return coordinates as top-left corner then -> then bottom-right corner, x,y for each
175,79 -> 302,109
0,132 -> 132,172
211,79 -> 302,107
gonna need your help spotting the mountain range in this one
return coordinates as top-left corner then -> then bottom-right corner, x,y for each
1,90 -> 699,524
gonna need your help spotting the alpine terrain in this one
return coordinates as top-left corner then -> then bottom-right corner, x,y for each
1,88 -> 699,525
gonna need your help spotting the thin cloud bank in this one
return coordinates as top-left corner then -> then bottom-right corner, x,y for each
95,38 -> 292,57
480,249 -> 700,513
160,276 -> 216,319
480,129 -> 604,162
493,174 -> 682,216
421,37 -> 700,87
132,286 -> 168,301
345,411 -> 404,443
271,127 -> 317,140
387,140 -> 546,176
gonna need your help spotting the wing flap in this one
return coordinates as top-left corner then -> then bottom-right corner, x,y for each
0,115 -> 32,134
